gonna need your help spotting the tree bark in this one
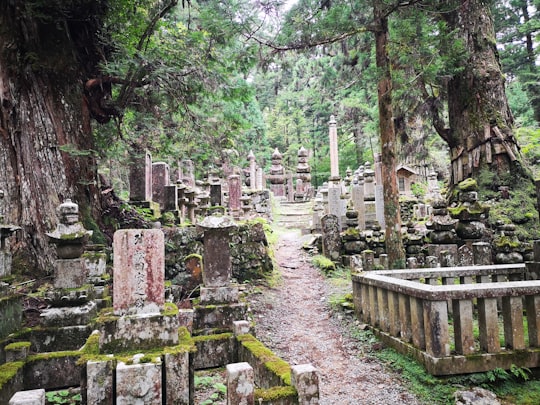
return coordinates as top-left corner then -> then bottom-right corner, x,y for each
440,0 -> 523,185
0,2 -> 104,273
373,3 -> 406,268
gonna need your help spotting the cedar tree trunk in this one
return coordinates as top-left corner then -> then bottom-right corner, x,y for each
440,0 -> 523,185
0,2 -> 106,274
373,4 -> 406,269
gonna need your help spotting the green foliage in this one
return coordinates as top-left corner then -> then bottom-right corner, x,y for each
195,369 -> 227,405
45,389 -> 81,404
374,348 -> 456,404
311,255 -> 336,274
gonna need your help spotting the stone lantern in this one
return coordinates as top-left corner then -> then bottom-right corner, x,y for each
46,199 -> 92,259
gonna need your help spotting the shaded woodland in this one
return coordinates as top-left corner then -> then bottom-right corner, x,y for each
0,0 -> 539,271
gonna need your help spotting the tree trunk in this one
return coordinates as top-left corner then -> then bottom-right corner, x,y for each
373,4 -> 406,269
0,3 -> 104,274
441,0 -> 523,185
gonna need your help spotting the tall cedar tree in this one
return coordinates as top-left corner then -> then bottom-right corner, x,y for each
433,0 -> 526,186
0,1 -> 110,273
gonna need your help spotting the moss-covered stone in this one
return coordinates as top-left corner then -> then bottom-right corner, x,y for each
254,385 -> 298,402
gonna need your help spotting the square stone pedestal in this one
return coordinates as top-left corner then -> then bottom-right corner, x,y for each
98,311 -> 179,352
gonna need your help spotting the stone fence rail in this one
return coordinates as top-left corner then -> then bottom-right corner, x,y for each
352,263 -> 540,375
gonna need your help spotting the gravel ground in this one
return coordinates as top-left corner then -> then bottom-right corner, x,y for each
246,229 -> 422,405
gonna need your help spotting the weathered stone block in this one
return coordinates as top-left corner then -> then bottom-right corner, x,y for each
23,354 -> 81,390
98,312 -> 179,352
0,294 -> 22,340
8,389 -> 45,405
40,301 -> 98,327
116,358 -> 162,404
5,342 -> 30,363
200,286 -> 239,304
193,302 -> 247,333
193,334 -> 235,369
233,320 -> 251,336
54,258 -> 86,289
86,359 -> 114,405
83,251 -> 107,280
178,308 -> 194,333
227,362 -> 254,405
164,351 -> 193,405
291,364 -> 319,405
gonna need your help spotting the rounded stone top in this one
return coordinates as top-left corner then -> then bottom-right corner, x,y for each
329,115 -> 336,125
198,214 -> 237,230
272,148 -> 282,159
59,199 -> 78,215
298,146 -> 308,157
248,150 -> 255,160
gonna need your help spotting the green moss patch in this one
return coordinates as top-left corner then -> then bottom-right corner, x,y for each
254,385 -> 297,401
311,255 -> 336,274
237,334 -> 291,385
0,361 -> 23,390
4,341 -> 31,351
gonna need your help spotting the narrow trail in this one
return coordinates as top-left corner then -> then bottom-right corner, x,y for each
247,201 -> 421,405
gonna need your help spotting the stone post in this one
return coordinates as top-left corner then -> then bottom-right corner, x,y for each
152,162 -> 170,209
248,150 -> 256,190
328,115 -> 339,179
327,184 -> 342,230
291,364 -> 319,405
129,150 -> 152,202
374,153 -> 385,228
256,166 -> 264,191
116,357 -> 162,404
228,175 -> 242,217
226,363 -> 254,405
198,215 -> 237,287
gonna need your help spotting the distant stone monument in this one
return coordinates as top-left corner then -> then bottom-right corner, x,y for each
268,148 -> 286,197
321,214 -> 341,262
328,115 -> 339,180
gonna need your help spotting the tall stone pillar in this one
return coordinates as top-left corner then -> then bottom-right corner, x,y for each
374,153 -> 385,228
329,115 -> 339,179
248,150 -> 256,190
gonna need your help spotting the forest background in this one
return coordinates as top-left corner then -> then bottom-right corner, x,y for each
0,0 -> 539,271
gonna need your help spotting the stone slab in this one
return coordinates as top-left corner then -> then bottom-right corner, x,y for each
193,302 -> 247,333
54,258 -> 86,289
40,301 -> 97,327
98,312 -> 179,352
113,229 -> 165,316
86,360 -> 114,405
200,286 -> 239,304
8,389 -> 45,405
116,359 -> 162,404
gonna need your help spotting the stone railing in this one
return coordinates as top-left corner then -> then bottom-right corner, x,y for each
352,263 -> 540,375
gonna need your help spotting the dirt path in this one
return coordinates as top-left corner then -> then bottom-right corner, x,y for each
247,226 -> 421,404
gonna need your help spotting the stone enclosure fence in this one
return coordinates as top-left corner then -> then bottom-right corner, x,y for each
352,257 -> 540,376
